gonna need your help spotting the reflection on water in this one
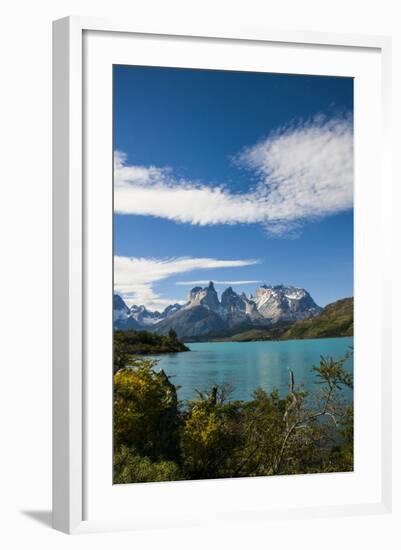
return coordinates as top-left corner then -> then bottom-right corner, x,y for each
149,337 -> 353,402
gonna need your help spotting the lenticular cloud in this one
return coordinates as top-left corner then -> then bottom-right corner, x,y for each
114,114 -> 353,236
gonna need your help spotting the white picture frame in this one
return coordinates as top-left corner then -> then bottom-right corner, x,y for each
52,16 -> 392,534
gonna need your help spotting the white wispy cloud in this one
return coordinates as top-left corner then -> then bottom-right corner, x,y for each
114,114 -> 353,235
114,256 -> 259,310
175,280 -> 261,286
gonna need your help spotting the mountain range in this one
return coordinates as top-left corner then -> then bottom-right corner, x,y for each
114,282 -> 322,339
217,297 -> 353,342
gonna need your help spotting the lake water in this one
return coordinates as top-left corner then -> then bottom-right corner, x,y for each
149,337 -> 354,402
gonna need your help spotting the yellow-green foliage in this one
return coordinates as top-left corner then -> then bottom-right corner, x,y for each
113,355 -> 353,484
180,400 -> 240,479
114,359 -> 179,462
114,445 -> 182,484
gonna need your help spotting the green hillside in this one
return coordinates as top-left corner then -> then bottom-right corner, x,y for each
281,297 -> 353,340
214,325 -> 290,342
215,298 -> 353,342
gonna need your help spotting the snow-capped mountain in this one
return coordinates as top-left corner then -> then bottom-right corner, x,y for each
253,284 -> 321,323
186,282 -> 221,311
114,298 -> 183,330
113,294 -> 142,330
114,282 -> 322,338
162,303 -> 183,317
181,282 -> 319,324
130,305 -> 163,326
114,294 -> 130,320
219,286 -> 263,327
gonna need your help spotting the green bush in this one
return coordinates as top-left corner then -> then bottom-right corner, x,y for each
114,360 -> 179,460
114,446 -> 182,484
113,354 -> 353,483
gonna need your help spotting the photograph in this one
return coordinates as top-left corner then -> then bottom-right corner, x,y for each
0,0 -> 394,543
112,65 -> 354,484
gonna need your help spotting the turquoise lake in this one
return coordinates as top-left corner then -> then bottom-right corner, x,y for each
149,337 -> 354,402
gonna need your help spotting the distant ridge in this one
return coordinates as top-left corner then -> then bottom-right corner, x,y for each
218,297 -> 353,342
281,297 -> 353,340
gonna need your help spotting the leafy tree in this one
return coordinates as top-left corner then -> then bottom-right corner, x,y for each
114,360 -> 179,460
113,330 -> 189,368
270,353 -> 354,475
234,388 -> 287,477
180,386 -> 242,479
113,352 -> 353,483
168,328 -> 179,345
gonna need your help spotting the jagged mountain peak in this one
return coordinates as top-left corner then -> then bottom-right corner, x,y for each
162,303 -> 182,316
222,286 -> 236,295
114,282 -> 322,338
188,286 -> 203,300
221,286 -> 244,312
186,281 -> 220,311
114,294 -> 129,311
113,294 -> 183,329
131,304 -> 160,314
113,294 -> 142,329
254,284 -> 320,322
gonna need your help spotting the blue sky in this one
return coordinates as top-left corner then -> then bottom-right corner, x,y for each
113,65 -> 353,310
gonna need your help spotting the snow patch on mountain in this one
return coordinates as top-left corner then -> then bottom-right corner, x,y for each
114,282 -> 322,335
